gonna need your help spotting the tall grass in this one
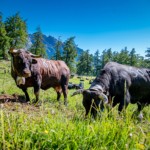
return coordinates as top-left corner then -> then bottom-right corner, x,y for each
0,60 -> 150,149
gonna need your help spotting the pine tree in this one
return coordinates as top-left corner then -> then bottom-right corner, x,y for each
0,12 -> 10,59
77,50 -> 93,75
107,48 -> 113,61
53,36 -> 62,60
62,37 -> 77,72
136,55 -> 145,67
85,50 -> 93,75
93,49 -> 101,75
145,48 -> 150,68
5,12 -> 28,48
129,48 -> 137,66
117,47 -> 130,64
101,49 -> 106,68
76,52 -> 86,75
145,48 -> 150,60
29,27 -> 46,57
101,49 -> 113,67
112,51 -> 119,62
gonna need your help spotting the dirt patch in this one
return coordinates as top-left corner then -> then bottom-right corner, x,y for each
0,94 -> 41,113
0,94 -> 26,103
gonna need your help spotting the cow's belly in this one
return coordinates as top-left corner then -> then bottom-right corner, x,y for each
129,84 -> 150,103
41,76 -> 60,90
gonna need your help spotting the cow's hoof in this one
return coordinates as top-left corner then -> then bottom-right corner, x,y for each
26,101 -> 31,104
34,102 -> 41,107
138,113 -> 143,121
64,101 -> 68,106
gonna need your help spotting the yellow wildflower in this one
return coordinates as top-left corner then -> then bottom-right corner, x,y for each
136,143 -> 145,150
44,130 -> 49,134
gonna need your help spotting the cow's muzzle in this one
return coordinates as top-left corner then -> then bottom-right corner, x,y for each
23,69 -> 31,78
16,76 -> 25,85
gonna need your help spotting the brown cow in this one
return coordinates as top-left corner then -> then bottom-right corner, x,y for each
9,48 -> 70,105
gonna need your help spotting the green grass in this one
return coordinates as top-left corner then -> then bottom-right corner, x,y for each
0,60 -> 150,150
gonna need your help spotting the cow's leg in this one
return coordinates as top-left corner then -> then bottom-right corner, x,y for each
118,100 -> 129,113
118,99 -> 124,113
57,91 -> 61,101
57,91 -> 62,105
118,90 -> 130,113
54,87 -> 62,104
33,84 -> 41,103
22,88 -> 30,102
61,76 -> 69,106
34,80 -> 41,103
33,76 -> 41,103
136,102 -> 144,120
62,85 -> 68,106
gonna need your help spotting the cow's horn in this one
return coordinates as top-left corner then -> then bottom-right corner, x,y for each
30,53 -> 41,58
9,48 -> 18,53
98,93 -> 108,104
31,54 -> 41,58
28,52 -> 40,57
25,51 -> 41,58
71,89 -> 84,97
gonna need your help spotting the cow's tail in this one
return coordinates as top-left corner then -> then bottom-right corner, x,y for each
71,89 -> 84,97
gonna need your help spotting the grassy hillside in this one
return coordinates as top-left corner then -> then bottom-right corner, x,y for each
0,60 -> 149,150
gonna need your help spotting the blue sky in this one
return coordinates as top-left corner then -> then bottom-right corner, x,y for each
1,0 -> 150,56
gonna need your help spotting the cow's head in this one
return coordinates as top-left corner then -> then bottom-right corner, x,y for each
9,48 -> 40,78
72,87 -> 108,118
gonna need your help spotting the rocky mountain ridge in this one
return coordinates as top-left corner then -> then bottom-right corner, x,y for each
27,34 -> 83,59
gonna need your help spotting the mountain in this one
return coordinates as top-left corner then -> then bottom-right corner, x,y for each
27,34 -> 84,59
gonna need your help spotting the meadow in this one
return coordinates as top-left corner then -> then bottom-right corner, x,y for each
0,60 -> 149,150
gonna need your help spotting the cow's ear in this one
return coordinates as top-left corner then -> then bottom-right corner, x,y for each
100,69 -> 106,75
32,59 -> 37,64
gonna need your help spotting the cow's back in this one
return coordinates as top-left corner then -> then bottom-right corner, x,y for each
36,58 -> 70,90
104,62 -> 150,102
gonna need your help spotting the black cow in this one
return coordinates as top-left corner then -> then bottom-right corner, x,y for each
68,82 -> 84,90
72,62 -> 150,118
9,48 -> 70,105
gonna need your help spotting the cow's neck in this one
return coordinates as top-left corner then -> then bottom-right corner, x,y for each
11,56 -> 15,72
89,83 -> 103,92
89,73 -> 110,92
11,56 -> 22,77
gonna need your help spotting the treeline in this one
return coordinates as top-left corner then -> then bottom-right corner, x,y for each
0,13 -> 150,76
77,47 -> 150,76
